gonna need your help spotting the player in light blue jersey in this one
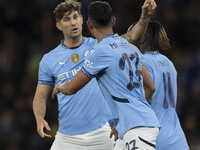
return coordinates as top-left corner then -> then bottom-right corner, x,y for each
138,21 -> 189,150
33,0 -> 158,149
52,1 -> 160,150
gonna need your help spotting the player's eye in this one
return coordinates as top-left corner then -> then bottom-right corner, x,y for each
74,15 -> 78,20
63,17 -> 70,22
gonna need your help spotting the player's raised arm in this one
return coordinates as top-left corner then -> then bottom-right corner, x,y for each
121,0 -> 157,46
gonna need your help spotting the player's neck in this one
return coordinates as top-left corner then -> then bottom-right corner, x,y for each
140,44 -> 154,54
63,35 -> 83,48
95,28 -> 114,43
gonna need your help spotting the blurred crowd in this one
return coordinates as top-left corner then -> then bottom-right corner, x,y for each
0,0 -> 199,149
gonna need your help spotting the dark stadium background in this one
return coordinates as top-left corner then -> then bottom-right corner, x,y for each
0,0 -> 199,149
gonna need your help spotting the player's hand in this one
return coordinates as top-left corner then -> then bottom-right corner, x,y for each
141,0 -> 157,19
52,84 -> 60,99
36,117 -> 52,138
110,124 -> 118,141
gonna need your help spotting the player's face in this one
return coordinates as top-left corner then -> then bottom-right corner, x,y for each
59,10 -> 83,40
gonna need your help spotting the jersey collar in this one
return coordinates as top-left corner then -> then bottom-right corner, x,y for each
61,37 -> 86,50
102,33 -> 119,39
144,50 -> 159,54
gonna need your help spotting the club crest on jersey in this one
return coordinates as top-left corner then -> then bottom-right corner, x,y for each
71,53 -> 79,64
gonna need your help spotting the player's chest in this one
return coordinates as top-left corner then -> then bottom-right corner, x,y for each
51,51 -> 86,82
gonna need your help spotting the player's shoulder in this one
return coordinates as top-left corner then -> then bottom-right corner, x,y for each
161,54 -> 172,62
92,43 -> 106,54
83,37 -> 97,47
95,41 -> 113,56
84,36 -> 96,42
157,52 -> 174,65
40,43 -> 62,62
47,42 -> 63,54
143,51 -> 175,68
143,51 -> 159,64
129,43 -> 142,55
143,54 -> 153,65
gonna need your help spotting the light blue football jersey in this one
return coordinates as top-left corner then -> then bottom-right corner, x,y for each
82,34 -> 160,139
38,37 -> 113,135
143,51 -> 189,150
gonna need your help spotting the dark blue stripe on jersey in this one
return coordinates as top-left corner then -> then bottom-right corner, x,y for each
81,67 -> 94,78
38,80 -> 54,85
111,95 -> 130,103
138,136 -> 156,149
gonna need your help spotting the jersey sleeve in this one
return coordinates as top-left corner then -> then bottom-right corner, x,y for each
38,55 -> 54,85
81,46 -> 111,78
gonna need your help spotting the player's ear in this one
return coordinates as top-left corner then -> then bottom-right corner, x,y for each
87,20 -> 93,30
56,22 -> 63,31
111,16 -> 116,26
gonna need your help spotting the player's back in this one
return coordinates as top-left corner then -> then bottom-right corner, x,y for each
143,52 -> 177,119
143,51 -> 189,150
86,34 -> 160,139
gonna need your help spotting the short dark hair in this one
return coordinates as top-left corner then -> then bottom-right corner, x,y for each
53,0 -> 81,22
88,1 -> 112,28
